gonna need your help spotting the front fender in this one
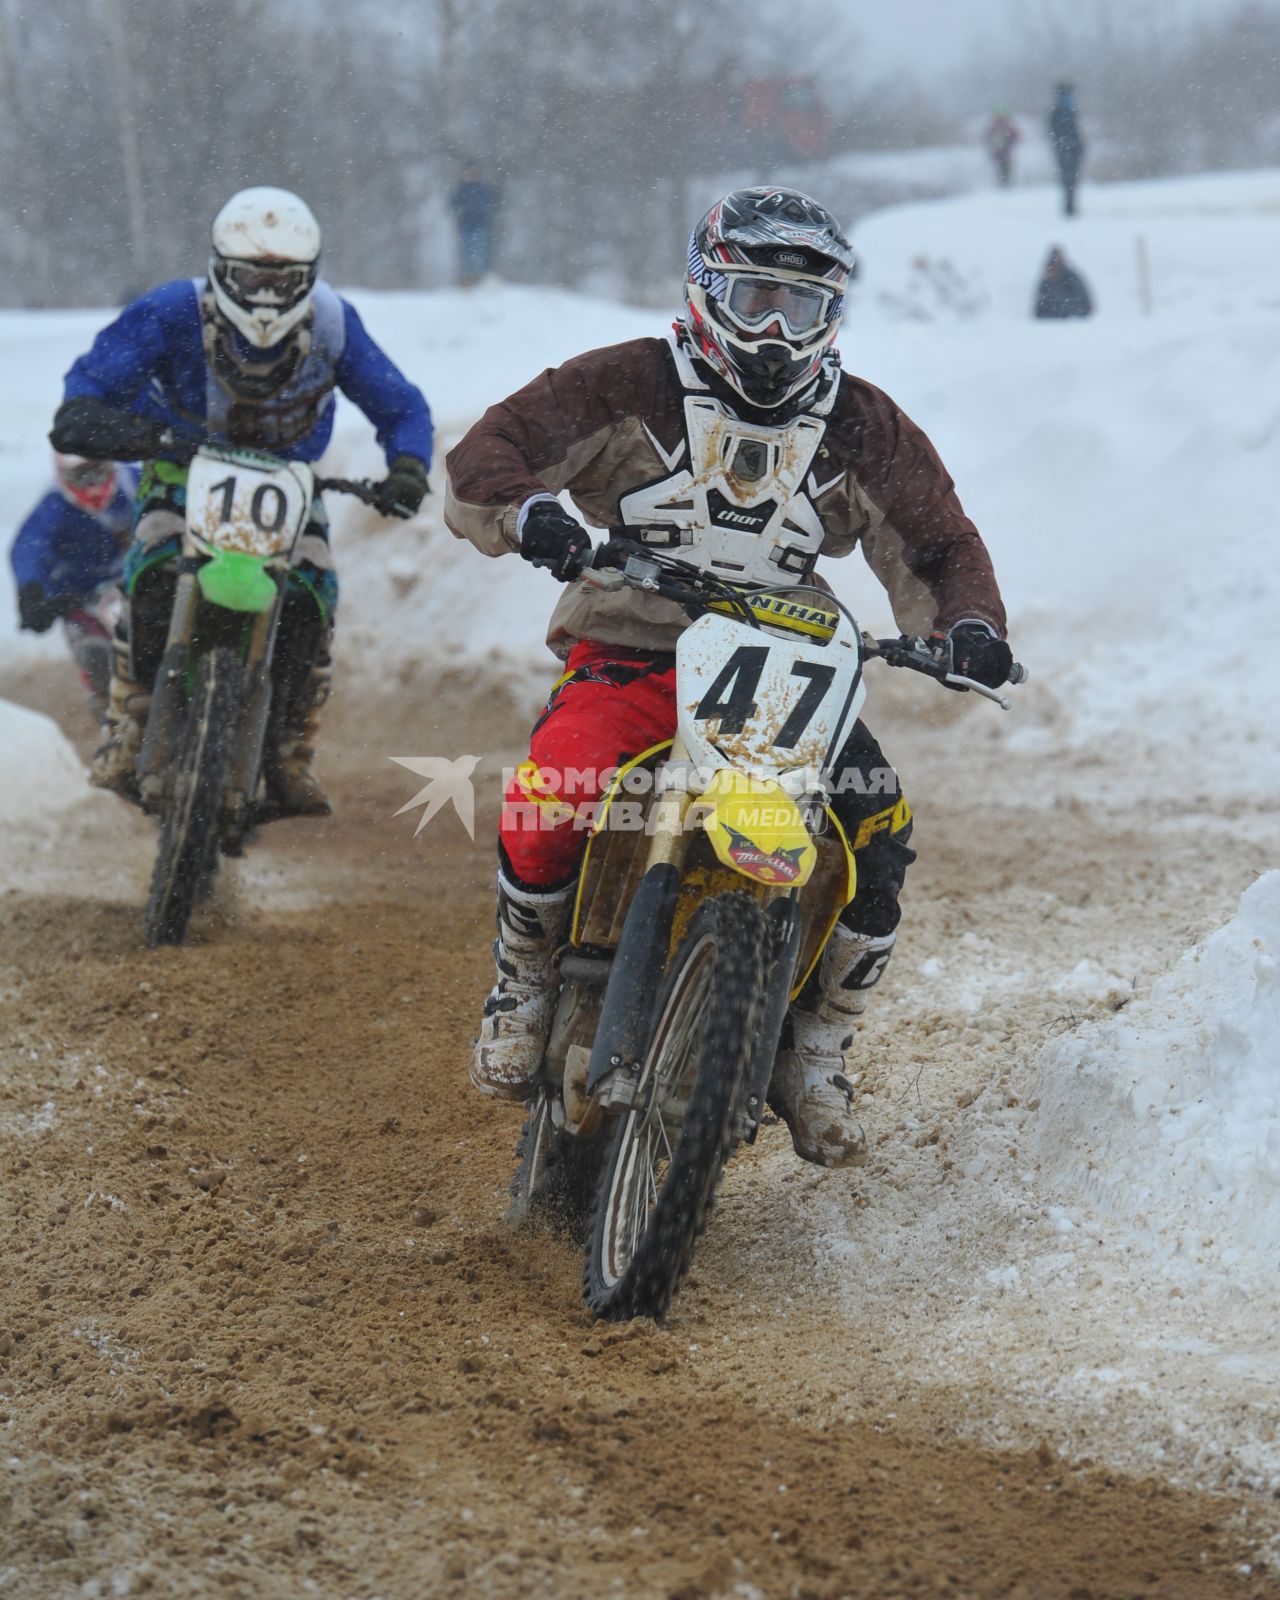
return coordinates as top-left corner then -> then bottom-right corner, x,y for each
692,770 -> 818,889
196,549 -> 279,613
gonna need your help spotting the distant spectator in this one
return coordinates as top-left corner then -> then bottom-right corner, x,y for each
1048,83 -> 1085,217
1034,246 -> 1093,319
983,109 -> 1021,188
449,162 -> 501,287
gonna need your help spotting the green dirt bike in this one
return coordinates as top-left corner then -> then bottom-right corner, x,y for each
509,541 -> 1026,1322
132,443 -> 381,946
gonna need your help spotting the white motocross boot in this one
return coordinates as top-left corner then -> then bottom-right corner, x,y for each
89,631 -> 146,798
770,925 -> 896,1168
472,871 -> 573,1102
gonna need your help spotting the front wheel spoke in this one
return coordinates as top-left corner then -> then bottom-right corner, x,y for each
645,1128 -> 660,1210
638,1125 -> 655,1214
631,1135 -> 652,1255
599,934 -> 726,1299
664,1010 -> 701,1079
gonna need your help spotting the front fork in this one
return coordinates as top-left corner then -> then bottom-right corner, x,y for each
225,601 -> 279,830
583,735 -> 807,1134
135,558 -> 282,820
737,897 -> 804,1141
584,735 -> 694,1100
136,563 -> 199,810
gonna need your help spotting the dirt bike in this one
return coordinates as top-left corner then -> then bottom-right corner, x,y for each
131,443 -> 382,947
510,540 -> 1026,1322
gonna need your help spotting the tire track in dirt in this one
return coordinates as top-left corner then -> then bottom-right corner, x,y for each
0,674 -> 1275,1597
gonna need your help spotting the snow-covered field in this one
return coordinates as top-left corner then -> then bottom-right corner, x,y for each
2,167 -> 1279,1520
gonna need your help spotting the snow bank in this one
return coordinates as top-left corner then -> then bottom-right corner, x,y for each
0,696 -> 89,825
1032,871 -> 1280,1294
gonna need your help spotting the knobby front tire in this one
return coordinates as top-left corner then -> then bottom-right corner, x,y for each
144,646 -> 240,947
583,892 -> 768,1322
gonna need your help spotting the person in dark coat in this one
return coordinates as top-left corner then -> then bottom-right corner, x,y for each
1034,247 -> 1093,319
449,162 -> 501,287
1048,83 -> 1085,216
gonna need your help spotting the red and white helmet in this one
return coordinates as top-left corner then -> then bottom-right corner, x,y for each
54,453 -> 120,515
684,187 -> 856,411
209,186 -> 321,349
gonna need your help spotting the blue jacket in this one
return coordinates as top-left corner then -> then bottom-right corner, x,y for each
449,181 -> 500,231
10,472 -> 139,601
62,279 -> 433,467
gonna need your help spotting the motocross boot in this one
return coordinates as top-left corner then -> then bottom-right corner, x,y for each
770,925 -> 896,1168
264,656 -> 332,818
63,609 -> 113,724
89,630 -> 146,799
472,870 -> 573,1101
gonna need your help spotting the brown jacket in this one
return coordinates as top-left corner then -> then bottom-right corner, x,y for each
444,335 -> 1006,659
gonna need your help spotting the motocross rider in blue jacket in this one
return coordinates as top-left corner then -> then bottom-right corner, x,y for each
49,186 -> 434,815
9,454 -> 139,718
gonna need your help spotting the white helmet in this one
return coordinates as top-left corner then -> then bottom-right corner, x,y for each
209,186 -> 321,348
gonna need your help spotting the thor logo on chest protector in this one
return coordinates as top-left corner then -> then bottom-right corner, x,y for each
706,488 -> 776,533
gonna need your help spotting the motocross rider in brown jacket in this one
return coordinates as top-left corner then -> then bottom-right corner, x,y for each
445,187 -> 1012,1167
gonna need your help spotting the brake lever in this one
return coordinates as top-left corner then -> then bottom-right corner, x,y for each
868,634 -> 1027,711
943,672 -> 1013,709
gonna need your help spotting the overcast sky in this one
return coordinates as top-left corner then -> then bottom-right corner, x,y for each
848,0 -> 1280,84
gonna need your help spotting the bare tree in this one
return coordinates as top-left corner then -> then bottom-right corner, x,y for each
102,0 -> 148,286
23,0 -> 1245,308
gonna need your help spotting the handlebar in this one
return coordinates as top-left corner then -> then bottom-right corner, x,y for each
580,537 -> 1028,709
313,475 -> 384,508
863,634 -> 1028,709
588,537 -> 647,571
157,437 -> 393,515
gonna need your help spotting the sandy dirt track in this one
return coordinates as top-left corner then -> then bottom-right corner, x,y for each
1,668 -> 1277,1599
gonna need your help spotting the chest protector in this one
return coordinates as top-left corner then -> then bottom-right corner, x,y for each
617,338 -> 838,585
198,279 -> 347,451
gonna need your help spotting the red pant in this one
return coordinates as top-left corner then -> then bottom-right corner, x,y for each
501,643 -> 677,887
502,642 -> 916,939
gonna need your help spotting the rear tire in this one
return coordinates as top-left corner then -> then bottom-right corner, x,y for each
583,892 -> 768,1321
144,647 -> 240,947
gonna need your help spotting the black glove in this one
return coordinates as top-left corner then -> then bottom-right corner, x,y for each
519,499 -> 593,582
18,582 -> 63,633
940,622 -> 1013,688
371,455 -> 429,517
50,396 -> 175,460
